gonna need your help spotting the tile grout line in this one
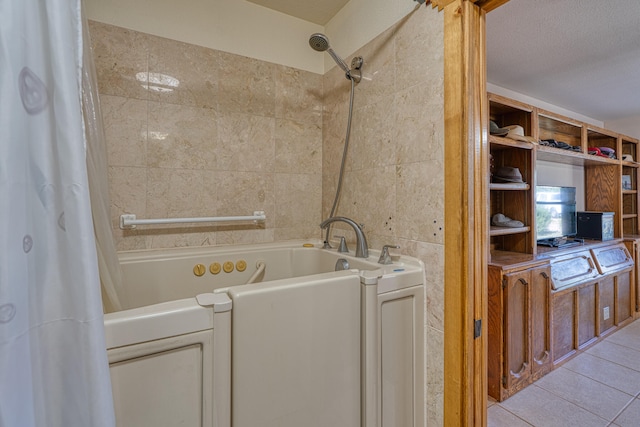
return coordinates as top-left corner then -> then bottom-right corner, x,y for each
488,404 -> 534,427
581,342 -> 640,374
606,391 -> 638,427
497,369 -> 631,425
495,384 -> 597,426
560,361 -> 640,397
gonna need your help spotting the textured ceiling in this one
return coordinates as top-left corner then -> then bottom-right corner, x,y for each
246,0 -> 349,25
486,0 -> 640,121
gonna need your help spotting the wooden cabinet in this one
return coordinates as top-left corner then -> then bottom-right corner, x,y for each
488,258 -> 551,401
489,242 -> 634,401
550,243 -> 634,365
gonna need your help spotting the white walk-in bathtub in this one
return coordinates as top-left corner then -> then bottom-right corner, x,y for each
104,240 -> 425,427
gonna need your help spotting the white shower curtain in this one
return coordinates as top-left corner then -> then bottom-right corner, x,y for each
0,1 -> 115,426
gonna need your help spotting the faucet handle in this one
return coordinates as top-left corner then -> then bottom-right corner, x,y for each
378,244 -> 400,264
334,235 -> 349,253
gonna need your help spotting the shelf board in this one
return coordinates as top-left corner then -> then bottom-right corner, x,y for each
490,182 -> 530,191
489,135 -> 534,150
490,225 -> 531,237
622,214 -> 638,220
536,145 -> 620,166
622,161 -> 639,167
622,190 -> 637,195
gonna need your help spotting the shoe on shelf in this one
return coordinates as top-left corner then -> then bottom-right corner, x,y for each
492,213 -> 524,228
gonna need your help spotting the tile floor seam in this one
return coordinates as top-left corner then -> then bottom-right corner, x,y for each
583,348 -> 640,374
498,384 -> 611,426
602,335 -> 640,345
492,391 -> 628,426
492,405 -> 535,426
535,372 -> 637,423
607,395 -> 638,426
557,364 -> 638,398
562,399 -> 618,424
530,366 -> 638,423
605,341 -> 640,353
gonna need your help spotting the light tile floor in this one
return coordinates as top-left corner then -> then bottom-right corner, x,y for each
488,318 -> 640,426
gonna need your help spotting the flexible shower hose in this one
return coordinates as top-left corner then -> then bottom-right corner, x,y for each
324,76 -> 356,246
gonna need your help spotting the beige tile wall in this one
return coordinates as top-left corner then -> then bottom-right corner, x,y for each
90,6 -> 444,425
89,20 -> 323,250
321,8 -> 445,425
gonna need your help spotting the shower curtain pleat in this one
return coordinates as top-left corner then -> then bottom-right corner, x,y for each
0,0 -> 116,426
81,10 -> 123,313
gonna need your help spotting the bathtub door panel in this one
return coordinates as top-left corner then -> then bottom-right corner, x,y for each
108,330 -> 214,427
378,285 -> 425,427
229,274 -> 361,427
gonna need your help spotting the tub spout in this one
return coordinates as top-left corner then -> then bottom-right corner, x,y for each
320,216 -> 369,258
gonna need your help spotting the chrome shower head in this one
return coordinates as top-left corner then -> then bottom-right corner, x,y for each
309,33 -> 330,52
308,33 -> 351,75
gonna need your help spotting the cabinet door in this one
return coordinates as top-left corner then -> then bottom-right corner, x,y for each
599,276 -> 616,335
578,282 -> 598,348
552,289 -> 577,364
549,250 -> 599,290
530,266 -> 552,378
503,270 -> 530,390
591,244 -> 634,275
615,270 -> 633,324
622,239 -> 640,315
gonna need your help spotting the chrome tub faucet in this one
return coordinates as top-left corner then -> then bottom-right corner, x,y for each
320,216 -> 369,258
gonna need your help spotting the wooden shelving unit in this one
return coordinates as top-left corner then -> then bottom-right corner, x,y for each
489,95 -> 535,256
621,135 -> 640,235
488,92 -> 638,257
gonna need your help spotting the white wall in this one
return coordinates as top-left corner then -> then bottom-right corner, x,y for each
84,0 -> 424,74
606,116 -> 640,140
487,83 -> 604,127
536,161 -> 585,211
84,0 -> 324,73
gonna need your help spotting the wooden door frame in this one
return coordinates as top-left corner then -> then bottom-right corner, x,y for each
434,0 -> 509,425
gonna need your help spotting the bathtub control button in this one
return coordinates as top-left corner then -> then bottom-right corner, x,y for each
236,260 -> 247,272
223,261 -> 234,273
193,263 -> 206,277
210,262 -> 221,275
